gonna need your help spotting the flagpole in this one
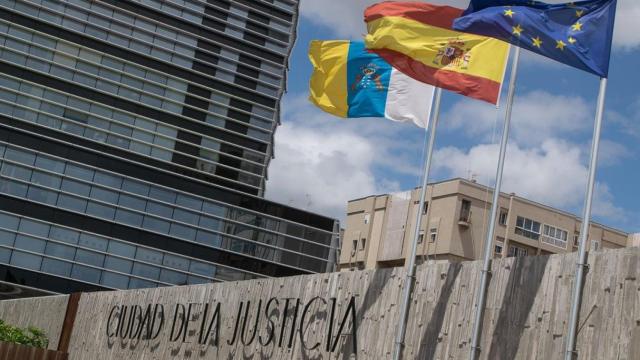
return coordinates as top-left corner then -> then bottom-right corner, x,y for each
392,86 -> 442,360
469,46 -> 521,360
564,77 -> 608,360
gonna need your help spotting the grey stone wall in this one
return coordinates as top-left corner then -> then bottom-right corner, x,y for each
2,247 -> 640,359
0,294 -> 69,350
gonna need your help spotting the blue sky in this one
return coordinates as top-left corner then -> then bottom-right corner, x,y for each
264,0 -> 640,233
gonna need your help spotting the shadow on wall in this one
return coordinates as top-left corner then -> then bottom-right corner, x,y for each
416,262 -> 463,359
337,268 -> 397,360
487,255 -> 550,359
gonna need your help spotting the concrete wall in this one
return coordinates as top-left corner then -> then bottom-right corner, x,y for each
2,247 -> 640,359
0,295 -> 69,350
68,267 -> 405,359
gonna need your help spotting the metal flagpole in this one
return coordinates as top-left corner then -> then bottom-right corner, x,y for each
469,46 -> 521,360
564,77 -> 608,360
392,86 -> 442,360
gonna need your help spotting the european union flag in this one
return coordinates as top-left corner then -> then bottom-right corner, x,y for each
452,0 -> 617,77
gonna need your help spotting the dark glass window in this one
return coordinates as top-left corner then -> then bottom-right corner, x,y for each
10,251 -> 42,270
169,223 -> 196,240
18,218 -> 50,237
159,268 -> 187,285
78,233 -> 108,252
41,258 -> 72,277
128,277 -> 156,289
107,241 -> 136,257
14,234 -> 46,253
45,242 -> 76,260
115,209 -> 144,227
146,202 -> 173,218
135,247 -> 162,264
26,186 -> 59,205
142,216 -> 170,233
132,262 -> 160,280
71,264 -> 102,283
49,226 -> 79,244
100,272 -> 129,288
189,261 -> 215,277
104,256 -> 133,273
75,249 -> 105,267
0,213 -> 20,230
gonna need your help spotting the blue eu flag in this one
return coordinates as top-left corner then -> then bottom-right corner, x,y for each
452,0 -> 617,77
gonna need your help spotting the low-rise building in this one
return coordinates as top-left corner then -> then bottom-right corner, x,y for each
340,178 -> 628,270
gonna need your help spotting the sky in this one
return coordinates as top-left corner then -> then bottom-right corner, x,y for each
264,0 -> 640,233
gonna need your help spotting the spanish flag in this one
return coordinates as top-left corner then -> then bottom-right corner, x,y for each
365,2 -> 510,104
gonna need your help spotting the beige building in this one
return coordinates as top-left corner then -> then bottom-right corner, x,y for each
340,178 -> 629,270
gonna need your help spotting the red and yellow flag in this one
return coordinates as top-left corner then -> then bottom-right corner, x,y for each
365,2 -> 510,104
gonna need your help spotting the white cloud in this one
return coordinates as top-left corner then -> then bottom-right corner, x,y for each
608,96 -> 640,138
592,183 -> 626,220
612,0 -> 640,50
597,139 -> 632,167
264,95 -> 426,220
300,0 -> 640,50
266,86 -> 630,223
433,139 -> 626,220
436,90 -> 629,221
444,90 -> 592,145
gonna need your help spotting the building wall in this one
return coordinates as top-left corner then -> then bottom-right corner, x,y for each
0,0 -> 340,295
340,179 -> 628,270
3,247 -> 640,359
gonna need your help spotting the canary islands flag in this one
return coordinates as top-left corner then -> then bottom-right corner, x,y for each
453,0 -> 617,77
309,41 -> 434,128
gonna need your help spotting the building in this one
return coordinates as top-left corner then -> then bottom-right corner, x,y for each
0,0 -> 340,298
340,178 -> 628,270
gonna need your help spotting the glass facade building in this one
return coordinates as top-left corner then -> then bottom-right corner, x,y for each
0,0 -> 340,297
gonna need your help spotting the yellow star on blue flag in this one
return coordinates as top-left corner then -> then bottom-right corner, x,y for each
453,0 -> 617,77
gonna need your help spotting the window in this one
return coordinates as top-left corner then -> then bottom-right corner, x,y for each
363,213 -> 370,225
132,263 -> 160,280
101,272 -> 129,289
515,216 -> 541,240
499,209 -> 508,226
351,239 -> 357,253
128,278 -> 156,289
75,249 -> 105,267
459,199 -> 471,222
542,224 -> 568,248
573,232 -> 580,247
591,240 -> 601,251
159,269 -> 187,285
10,251 -> 42,270
507,244 -> 529,257
41,258 -> 72,277
78,233 -> 108,252
422,201 -> 429,215
135,247 -> 162,265
189,261 -> 215,277
494,240 -> 504,257
162,253 -> 189,271
45,242 -> 76,260
104,256 -> 133,273
14,235 -> 45,253
429,228 -> 437,243
18,218 -> 50,237
417,230 -> 424,244
49,226 -> 79,244
359,238 -> 366,251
